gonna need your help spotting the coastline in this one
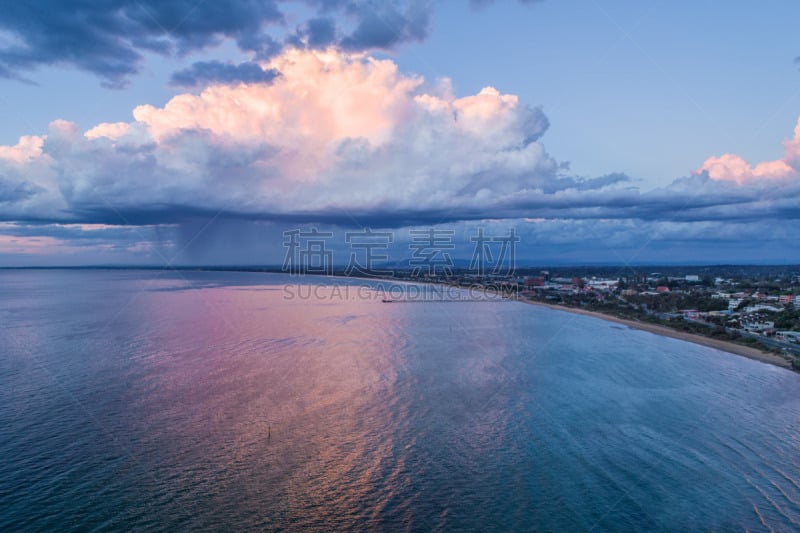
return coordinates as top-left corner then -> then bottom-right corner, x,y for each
514,297 -> 793,370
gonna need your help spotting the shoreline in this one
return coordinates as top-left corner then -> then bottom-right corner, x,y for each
514,297 -> 793,370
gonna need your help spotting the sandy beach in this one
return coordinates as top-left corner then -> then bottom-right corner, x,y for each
516,298 -> 793,370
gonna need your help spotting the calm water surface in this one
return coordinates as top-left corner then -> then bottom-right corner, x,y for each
1,270 -> 800,531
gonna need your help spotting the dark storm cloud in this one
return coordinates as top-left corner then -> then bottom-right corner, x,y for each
286,17 -> 338,49
0,0 -> 429,86
171,61 -> 280,87
305,17 -> 338,47
339,1 -> 430,50
0,0 -> 544,87
0,0 -> 284,87
0,176 -> 39,203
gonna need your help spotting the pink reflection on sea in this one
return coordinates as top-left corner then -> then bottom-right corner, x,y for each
127,280 -> 411,528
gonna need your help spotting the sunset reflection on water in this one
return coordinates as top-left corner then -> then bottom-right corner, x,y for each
2,270 -> 800,531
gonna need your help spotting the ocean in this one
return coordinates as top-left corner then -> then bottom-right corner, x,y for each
1,269 -> 799,531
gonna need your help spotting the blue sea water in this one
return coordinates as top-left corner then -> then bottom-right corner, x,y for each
1,269 -> 799,531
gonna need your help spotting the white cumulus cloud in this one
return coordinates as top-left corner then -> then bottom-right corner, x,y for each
0,48 -> 564,225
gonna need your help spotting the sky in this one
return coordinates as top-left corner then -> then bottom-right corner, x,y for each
0,0 -> 799,267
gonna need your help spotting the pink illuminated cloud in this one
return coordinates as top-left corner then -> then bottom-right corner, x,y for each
697,117 -> 800,184
0,48 -> 555,221
0,135 -> 44,163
